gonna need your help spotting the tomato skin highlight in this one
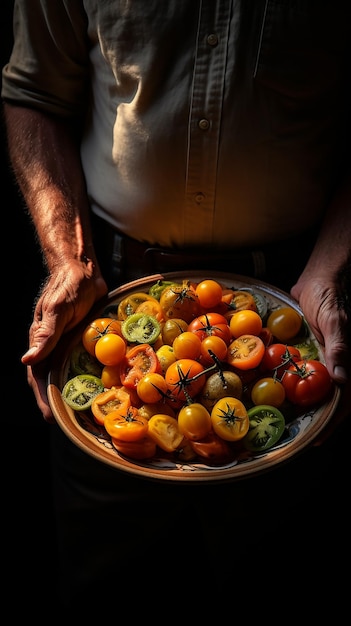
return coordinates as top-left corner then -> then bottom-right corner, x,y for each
281,359 -> 333,407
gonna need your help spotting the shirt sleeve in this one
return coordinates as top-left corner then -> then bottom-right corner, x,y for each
1,0 -> 90,118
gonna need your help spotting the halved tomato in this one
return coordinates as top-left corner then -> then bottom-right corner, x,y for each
226,334 -> 265,370
119,343 -> 161,388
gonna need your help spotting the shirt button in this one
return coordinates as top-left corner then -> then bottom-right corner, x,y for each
207,33 -> 218,47
195,193 -> 205,204
198,118 -> 210,131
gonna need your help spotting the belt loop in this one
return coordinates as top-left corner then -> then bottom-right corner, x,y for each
252,250 -> 266,278
111,231 -> 124,283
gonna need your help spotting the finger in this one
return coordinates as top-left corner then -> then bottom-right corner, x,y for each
27,364 -> 56,423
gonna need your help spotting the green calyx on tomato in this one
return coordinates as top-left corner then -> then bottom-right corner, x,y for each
243,405 -> 286,452
62,374 -> 104,411
121,313 -> 161,344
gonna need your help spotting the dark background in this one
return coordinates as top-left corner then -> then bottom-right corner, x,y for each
1,0 -> 58,605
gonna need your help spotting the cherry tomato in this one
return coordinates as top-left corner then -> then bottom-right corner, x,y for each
156,344 -> 177,375
119,343 -> 161,388
95,333 -> 127,366
91,386 -> 131,425
136,372 -> 168,404
82,318 -> 125,356
177,403 -> 212,441
189,431 -> 233,464
104,406 -> 149,441
260,343 -> 301,379
226,334 -> 265,370
250,377 -> 286,408
187,312 -> 231,344
117,292 -> 160,320
195,279 -> 223,309
100,364 -> 122,388
218,289 -> 257,319
135,297 -> 164,322
210,396 -> 249,441
172,331 -> 202,360
62,374 -> 104,411
161,318 -> 188,345
243,405 -> 286,452
159,281 -> 201,323
121,313 -> 161,344
148,414 -> 184,452
111,435 -> 157,460
266,306 -> 303,342
200,335 -> 228,365
282,359 -> 333,407
165,358 -> 206,403
138,401 -> 176,421
229,309 -> 263,338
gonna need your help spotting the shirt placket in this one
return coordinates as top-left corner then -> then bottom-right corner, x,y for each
184,0 -> 232,243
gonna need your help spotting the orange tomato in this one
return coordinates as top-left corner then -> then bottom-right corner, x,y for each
226,334 -> 265,370
104,406 -> 149,441
91,386 -> 131,425
165,358 -> 206,403
229,309 -> 263,338
195,279 -> 223,309
82,318 -> 125,356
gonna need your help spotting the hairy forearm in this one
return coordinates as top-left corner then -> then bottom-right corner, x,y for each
3,103 -> 95,271
303,171 -> 351,277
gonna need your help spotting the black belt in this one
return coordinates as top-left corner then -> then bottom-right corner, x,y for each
92,214 -> 316,290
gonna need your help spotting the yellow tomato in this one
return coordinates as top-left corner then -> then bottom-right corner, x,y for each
210,396 -> 249,441
148,414 -> 184,452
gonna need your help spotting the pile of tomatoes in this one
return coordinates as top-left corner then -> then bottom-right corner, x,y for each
62,278 -> 333,464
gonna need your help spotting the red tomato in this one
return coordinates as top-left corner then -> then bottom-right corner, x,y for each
260,343 -> 301,379
119,343 -> 161,388
187,312 -> 231,345
281,359 -> 333,407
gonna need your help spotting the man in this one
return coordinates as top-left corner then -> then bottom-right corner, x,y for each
2,1 -> 350,616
